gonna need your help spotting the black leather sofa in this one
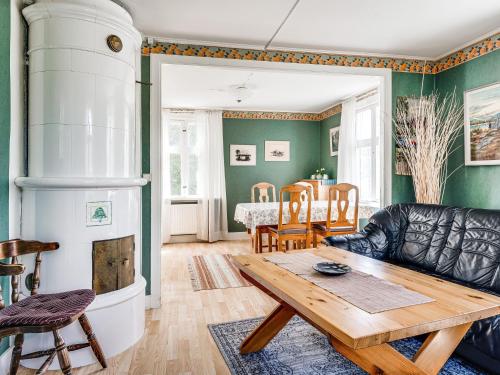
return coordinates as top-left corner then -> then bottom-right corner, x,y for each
323,203 -> 500,374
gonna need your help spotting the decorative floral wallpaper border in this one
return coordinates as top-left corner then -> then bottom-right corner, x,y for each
318,104 -> 342,120
222,103 -> 342,121
223,111 -> 321,121
433,33 -> 499,73
142,43 -> 432,73
142,33 -> 499,74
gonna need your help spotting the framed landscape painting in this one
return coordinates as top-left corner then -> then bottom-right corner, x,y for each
329,127 -> 340,156
230,144 -> 256,166
464,82 -> 500,166
265,141 -> 290,162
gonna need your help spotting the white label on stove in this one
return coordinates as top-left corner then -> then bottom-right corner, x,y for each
86,201 -> 112,226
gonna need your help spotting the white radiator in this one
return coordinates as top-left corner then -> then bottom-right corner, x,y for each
170,203 -> 198,235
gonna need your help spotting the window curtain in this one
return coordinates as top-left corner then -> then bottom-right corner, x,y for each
161,109 -> 172,244
337,98 -> 357,184
196,110 -> 228,242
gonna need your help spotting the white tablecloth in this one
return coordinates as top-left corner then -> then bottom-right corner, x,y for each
234,201 -> 378,232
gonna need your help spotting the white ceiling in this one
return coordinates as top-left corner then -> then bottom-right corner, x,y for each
121,0 -> 500,59
161,64 -> 380,112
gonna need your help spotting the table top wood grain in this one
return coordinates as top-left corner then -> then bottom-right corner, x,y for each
233,247 -> 500,349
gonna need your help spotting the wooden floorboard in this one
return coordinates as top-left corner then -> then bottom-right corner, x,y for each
19,240 -> 276,375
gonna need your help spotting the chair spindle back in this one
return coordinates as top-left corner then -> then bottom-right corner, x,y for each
278,184 -> 312,231
251,182 -> 276,203
326,183 -> 359,229
294,182 -> 315,202
0,240 -> 59,309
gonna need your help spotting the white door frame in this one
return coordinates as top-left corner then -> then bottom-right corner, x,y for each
149,54 -> 392,307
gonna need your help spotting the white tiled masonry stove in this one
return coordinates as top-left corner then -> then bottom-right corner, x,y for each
15,0 -> 147,369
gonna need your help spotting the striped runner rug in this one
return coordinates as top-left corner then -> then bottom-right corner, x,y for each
188,254 -> 252,291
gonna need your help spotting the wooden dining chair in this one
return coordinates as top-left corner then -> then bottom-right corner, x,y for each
0,239 -> 107,375
250,182 -> 277,253
312,183 -> 359,247
251,182 -> 276,204
269,184 -> 312,252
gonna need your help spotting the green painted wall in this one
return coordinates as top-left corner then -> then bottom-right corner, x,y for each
141,56 -> 151,295
223,118 -> 320,232
436,50 -> 500,208
0,0 -> 11,353
319,113 -> 341,179
391,71 -> 436,203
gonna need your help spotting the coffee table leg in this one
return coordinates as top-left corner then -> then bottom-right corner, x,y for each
413,322 -> 472,374
329,322 -> 473,375
240,304 -> 295,354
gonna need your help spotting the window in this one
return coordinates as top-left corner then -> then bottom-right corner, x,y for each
354,94 -> 380,206
165,112 -> 201,198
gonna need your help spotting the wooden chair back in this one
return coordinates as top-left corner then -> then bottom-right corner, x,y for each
0,240 -> 59,309
278,184 -> 312,231
326,183 -> 359,229
251,182 -> 276,203
294,182 -> 315,202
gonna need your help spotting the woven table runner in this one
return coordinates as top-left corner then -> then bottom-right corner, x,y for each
264,252 -> 434,313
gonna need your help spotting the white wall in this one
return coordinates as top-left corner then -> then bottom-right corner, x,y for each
9,0 -> 25,239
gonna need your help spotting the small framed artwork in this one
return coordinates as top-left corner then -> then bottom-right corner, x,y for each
329,127 -> 340,156
230,144 -> 256,166
464,82 -> 500,166
265,141 -> 290,162
86,201 -> 112,226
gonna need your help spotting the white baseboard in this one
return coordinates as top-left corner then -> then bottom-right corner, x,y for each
223,232 -> 249,241
166,234 -> 201,244
0,346 -> 13,374
145,294 -> 161,309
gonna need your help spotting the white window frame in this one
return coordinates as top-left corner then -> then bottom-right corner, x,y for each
354,94 -> 380,207
164,111 -> 200,199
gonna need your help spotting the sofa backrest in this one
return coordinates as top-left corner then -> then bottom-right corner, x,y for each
372,204 -> 500,293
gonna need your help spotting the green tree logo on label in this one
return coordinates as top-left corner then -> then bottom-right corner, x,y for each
92,207 -> 108,223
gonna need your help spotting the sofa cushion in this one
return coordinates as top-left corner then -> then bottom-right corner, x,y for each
435,208 -> 500,293
394,205 -> 457,271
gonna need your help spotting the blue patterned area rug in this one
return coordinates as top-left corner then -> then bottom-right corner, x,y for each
208,316 -> 485,375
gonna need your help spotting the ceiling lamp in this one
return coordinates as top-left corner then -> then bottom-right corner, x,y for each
230,84 -> 253,103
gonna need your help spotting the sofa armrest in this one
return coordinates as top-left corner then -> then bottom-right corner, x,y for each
322,222 -> 389,260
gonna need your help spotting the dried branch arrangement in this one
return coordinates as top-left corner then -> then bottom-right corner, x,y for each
394,92 -> 463,204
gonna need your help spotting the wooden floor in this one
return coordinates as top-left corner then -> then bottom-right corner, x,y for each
19,240 -> 276,375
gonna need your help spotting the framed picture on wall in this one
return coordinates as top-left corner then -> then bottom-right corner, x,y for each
394,96 -> 416,176
464,82 -> 500,166
329,127 -> 340,156
265,141 -> 290,162
229,144 -> 256,166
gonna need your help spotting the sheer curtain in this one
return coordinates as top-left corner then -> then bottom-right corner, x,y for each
337,98 -> 357,184
196,110 -> 228,242
161,109 -> 172,244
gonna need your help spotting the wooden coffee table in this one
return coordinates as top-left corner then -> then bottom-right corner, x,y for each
232,248 -> 500,375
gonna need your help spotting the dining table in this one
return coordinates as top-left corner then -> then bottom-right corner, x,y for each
234,201 -> 378,252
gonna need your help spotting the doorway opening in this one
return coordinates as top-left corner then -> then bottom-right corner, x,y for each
148,54 -> 392,308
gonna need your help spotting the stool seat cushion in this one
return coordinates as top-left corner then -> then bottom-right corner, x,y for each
0,289 -> 95,328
